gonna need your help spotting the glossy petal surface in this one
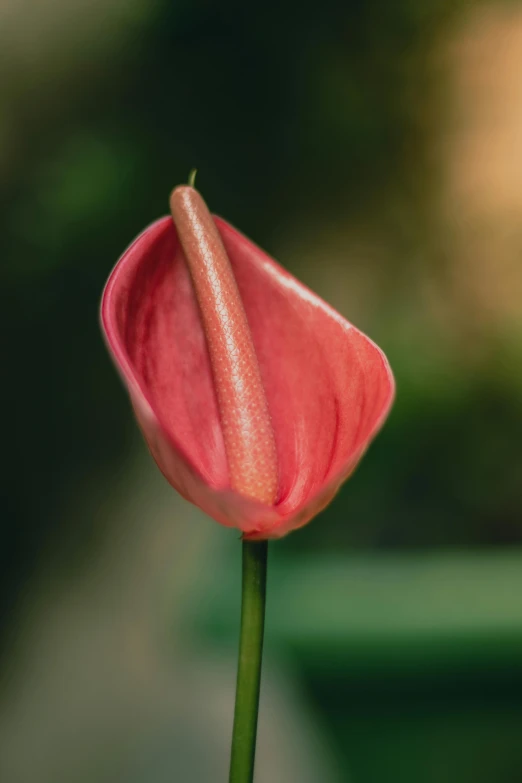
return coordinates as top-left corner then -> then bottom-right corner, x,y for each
101,215 -> 394,538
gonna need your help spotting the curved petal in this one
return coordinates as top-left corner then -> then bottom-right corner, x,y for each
217,219 -> 395,537
101,216 -> 394,538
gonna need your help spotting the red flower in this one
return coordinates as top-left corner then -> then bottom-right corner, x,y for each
101,186 -> 394,539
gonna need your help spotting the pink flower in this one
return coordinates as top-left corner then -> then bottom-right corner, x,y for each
101,186 -> 394,539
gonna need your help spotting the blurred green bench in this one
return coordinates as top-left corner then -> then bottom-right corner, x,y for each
191,546 -> 522,783
194,547 -> 522,675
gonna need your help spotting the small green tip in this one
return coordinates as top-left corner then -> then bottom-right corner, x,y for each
188,168 -> 197,188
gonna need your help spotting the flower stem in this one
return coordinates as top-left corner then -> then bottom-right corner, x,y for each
229,539 -> 268,783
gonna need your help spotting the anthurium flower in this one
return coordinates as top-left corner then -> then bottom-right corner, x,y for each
101,184 -> 394,539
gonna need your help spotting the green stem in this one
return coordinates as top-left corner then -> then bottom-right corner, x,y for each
229,539 -> 268,783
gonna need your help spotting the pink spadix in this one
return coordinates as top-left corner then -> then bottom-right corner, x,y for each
169,186 -> 278,507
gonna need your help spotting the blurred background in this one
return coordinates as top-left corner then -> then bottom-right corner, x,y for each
3,0 -> 522,780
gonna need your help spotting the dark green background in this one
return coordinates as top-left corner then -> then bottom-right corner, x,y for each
3,1 -> 522,781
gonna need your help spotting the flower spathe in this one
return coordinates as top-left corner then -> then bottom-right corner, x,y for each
101,198 -> 395,539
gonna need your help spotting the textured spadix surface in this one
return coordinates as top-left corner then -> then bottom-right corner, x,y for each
101,212 -> 394,539
170,186 -> 278,508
